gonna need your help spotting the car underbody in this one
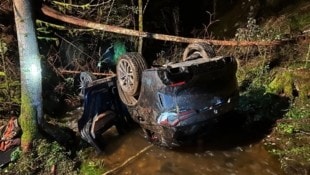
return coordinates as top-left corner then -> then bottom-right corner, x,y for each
78,43 -> 239,150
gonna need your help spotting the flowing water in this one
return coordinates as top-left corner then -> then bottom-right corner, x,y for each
67,108 -> 284,175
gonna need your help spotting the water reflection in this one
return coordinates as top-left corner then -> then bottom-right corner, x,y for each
100,128 -> 283,175
68,108 -> 284,175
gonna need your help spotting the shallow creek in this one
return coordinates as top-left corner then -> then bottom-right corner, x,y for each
66,108 -> 284,175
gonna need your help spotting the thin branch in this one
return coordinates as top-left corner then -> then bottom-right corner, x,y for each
204,11 -> 220,37
47,57 -> 65,79
143,0 -> 149,14
105,0 -> 115,24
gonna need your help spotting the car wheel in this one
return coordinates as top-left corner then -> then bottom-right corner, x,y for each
116,52 -> 147,106
182,43 -> 216,61
117,80 -> 139,106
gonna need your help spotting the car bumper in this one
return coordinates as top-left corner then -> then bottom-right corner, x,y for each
157,93 -> 238,133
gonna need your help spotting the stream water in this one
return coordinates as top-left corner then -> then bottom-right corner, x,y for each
68,108 -> 284,175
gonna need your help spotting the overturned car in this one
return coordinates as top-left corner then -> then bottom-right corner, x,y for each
116,43 -> 239,147
78,43 -> 238,149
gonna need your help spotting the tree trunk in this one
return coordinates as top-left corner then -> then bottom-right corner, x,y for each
138,0 -> 143,54
13,0 -> 43,152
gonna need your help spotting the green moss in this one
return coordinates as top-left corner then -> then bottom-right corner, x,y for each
19,93 -> 38,150
266,71 -> 294,98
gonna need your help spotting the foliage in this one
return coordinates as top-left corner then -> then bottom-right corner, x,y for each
235,17 -> 281,41
77,148 -> 106,175
234,6 -> 310,173
79,161 -> 105,175
288,10 -> 310,31
0,35 -> 21,112
235,18 -> 261,41
270,146 -> 310,162
44,0 -> 136,30
232,16 -> 282,61
4,139 -> 78,175
0,38 -> 9,104
285,104 -> 309,120
10,147 -> 22,162
277,123 -> 295,134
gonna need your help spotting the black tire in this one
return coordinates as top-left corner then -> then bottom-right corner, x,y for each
116,52 -> 147,106
182,43 -> 216,61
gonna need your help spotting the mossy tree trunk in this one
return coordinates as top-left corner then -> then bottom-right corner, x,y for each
138,0 -> 143,54
13,0 -> 43,152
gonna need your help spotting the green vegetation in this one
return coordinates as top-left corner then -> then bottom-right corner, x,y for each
266,71 -> 294,97
4,139 -> 78,175
286,105 -> 309,120
77,147 -> 106,175
0,38 -> 20,110
289,11 -> 310,32
10,147 -> 22,162
1,138 -> 109,175
237,47 -> 309,175
232,2 -> 310,174
79,160 -> 105,175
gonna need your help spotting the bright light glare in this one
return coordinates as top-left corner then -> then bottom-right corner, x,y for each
30,63 -> 40,77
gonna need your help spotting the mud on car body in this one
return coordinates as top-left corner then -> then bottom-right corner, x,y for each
116,43 -> 239,147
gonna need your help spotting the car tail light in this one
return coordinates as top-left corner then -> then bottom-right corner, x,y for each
169,81 -> 186,87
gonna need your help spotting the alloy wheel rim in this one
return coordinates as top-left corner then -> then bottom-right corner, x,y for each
117,59 -> 134,92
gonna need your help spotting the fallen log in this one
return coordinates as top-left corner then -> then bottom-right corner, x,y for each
41,5 -> 282,46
